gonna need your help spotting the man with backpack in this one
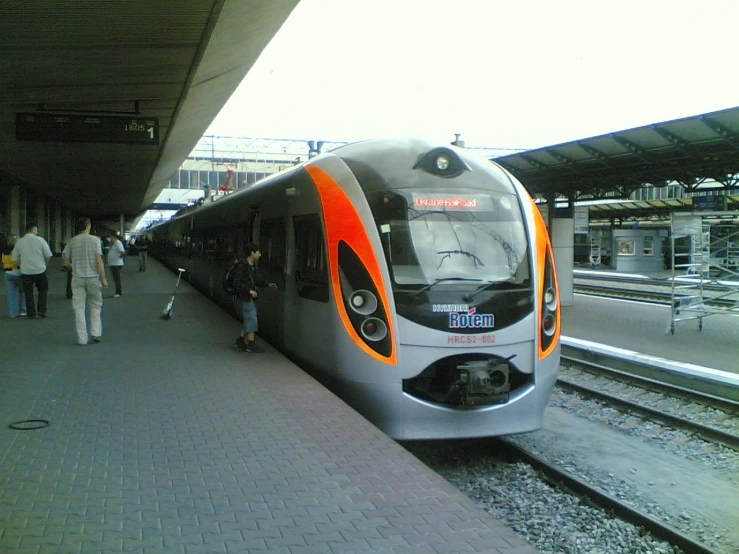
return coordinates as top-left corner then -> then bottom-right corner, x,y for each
231,243 -> 277,353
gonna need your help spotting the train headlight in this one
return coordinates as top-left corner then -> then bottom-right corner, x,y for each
545,287 -> 557,311
414,147 -> 470,178
349,290 -> 378,315
339,241 -> 393,358
435,155 -> 450,171
361,317 -> 387,341
542,313 -> 556,337
538,241 -> 560,358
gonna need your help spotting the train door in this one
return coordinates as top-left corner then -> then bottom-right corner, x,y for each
257,214 -> 287,348
233,205 -> 256,261
248,207 -> 260,245
234,222 -> 246,261
280,169 -> 333,367
280,192 -> 301,354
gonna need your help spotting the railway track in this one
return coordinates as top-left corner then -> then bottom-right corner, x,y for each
405,343 -> 738,553
492,349 -> 738,553
404,359 -> 737,554
504,342 -> 736,553
574,270 -> 739,308
406,429 -> 728,554
559,339 -> 739,446
573,282 -> 739,308
574,271 -> 736,291
557,360 -> 739,452
495,439 -> 725,554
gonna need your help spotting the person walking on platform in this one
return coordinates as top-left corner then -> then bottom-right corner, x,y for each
2,235 -> 27,318
12,222 -> 52,319
136,234 -> 150,272
107,232 -> 125,297
101,237 -> 110,266
62,217 -> 109,345
232,243 -> 277,353
60,240 -> 73,299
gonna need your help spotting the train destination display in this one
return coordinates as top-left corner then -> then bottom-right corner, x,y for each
16,112 -> 159,145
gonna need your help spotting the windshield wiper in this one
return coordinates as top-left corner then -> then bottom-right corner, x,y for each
436,249 -> 485,269
463,279 -> 524,302
409,277 -> 482,300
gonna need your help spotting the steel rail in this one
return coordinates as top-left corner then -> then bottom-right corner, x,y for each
561,354 -> 739,413
496,439 -> 725,554
556,377 -> 739,452
573,284 -> 738,308
574,272 -> 737,294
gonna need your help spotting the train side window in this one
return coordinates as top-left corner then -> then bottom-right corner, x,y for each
203,230 -> 217,262
215,229 -> 235,263
294,214 -> 329,302
260,217 -> 286,272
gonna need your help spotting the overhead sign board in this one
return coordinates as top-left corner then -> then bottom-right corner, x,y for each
692,195 -> 727,212
574,206 -> 589,234
16,112 -> 159,145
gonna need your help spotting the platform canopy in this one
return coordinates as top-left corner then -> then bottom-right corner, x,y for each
0,0 -> 300,220
584,194 -> 739,222
493,106 -> 739,202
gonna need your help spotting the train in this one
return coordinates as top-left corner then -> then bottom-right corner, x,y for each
150,139 -> 561,440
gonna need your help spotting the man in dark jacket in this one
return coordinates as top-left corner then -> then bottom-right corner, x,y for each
136,235 -> 151,272
232,243 -> 277,353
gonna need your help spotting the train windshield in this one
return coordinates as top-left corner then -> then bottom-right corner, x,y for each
367,189 -> 530,287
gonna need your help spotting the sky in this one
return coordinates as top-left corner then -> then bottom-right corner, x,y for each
206,0 -> 739,150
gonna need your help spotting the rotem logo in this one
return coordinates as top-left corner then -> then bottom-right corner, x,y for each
449,307 -> 494,329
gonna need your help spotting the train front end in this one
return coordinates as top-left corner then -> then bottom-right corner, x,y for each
337,140 -> 561,439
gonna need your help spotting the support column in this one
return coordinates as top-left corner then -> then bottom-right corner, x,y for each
552,193 -> 575,307
52,203 -> 62,254
10,185 -> 24,237
553,218 -> 575,307
63,208 -> 74,246
36,197 -> 47,238
608,218 -> 616,269
0,187 -> 6,236
545,191 -> 556,231
119,214 -> 125,238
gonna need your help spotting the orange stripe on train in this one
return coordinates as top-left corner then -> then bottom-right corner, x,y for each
529,197 -> 560,358
306,165 -> 397,364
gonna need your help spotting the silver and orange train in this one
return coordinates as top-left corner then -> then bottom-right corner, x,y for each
151,139 -> 560,439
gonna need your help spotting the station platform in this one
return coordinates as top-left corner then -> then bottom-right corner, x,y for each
565,273 -> 739,374
0,258 -> 536,554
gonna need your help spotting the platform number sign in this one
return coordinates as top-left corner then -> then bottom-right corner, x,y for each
16,113 -> 160,145
124,120 -> 157,141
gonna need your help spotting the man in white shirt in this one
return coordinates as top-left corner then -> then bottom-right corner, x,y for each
63,217 -> 109,345
106,232 -> 125,297
12,222 -> 53,319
